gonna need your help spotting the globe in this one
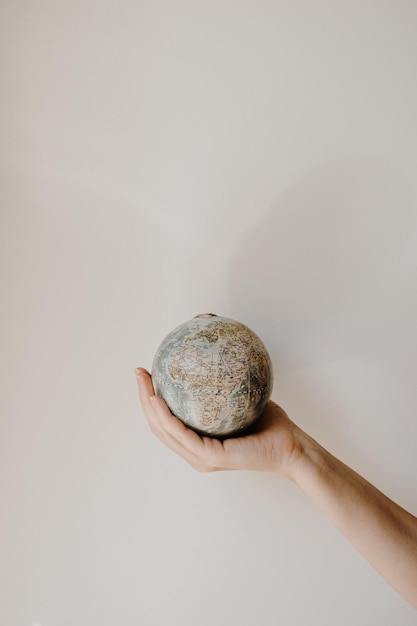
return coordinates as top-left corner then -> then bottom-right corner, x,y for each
151,313 -> 273,436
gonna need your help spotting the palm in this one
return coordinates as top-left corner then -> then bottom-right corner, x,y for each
135,367 -> 298,476
205,401 -> 298,474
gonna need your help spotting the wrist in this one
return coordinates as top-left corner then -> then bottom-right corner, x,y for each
279,425 -> 328,484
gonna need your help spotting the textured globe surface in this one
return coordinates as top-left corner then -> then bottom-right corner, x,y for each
151,313 -> 273,436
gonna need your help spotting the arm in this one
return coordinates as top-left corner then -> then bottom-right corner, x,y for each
291,429 -> 417,608
135,367 -> 417,609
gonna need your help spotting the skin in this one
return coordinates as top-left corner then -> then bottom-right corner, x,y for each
135,367 -> 417,609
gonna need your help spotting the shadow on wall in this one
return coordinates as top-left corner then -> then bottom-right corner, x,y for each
229,155 -> 416,372
228,156 -> 417,448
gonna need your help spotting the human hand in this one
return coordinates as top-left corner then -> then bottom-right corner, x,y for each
135,367 -> 303,479
135,370 -> 417,609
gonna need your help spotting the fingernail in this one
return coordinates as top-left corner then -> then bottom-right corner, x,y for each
135,367 -> 145,378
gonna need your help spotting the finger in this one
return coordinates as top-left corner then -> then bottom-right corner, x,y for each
134,368 -> 185,442
149,396 -> 204,448
134,369 -> 228,471
146,397 -> 217,471
135,368 -> 207,452
134,367 -> 153,394
135,368 -> 167,438
149,396 -> 229,471
135,367 -> 156,413
134,370 -> 212,470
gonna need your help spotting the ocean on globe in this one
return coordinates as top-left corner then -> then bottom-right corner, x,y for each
151,313 -> 273,437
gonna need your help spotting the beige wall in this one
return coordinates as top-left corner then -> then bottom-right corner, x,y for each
1,1 -> 417,624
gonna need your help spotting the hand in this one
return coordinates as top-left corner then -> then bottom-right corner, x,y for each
135,367 -> 302,478
135,368 -> 417,609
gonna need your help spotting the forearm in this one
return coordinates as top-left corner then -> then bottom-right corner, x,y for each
289,429 -> 417,609
136,372 -> 417,607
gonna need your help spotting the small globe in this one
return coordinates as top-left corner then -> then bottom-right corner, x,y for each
151,313 -> 273,436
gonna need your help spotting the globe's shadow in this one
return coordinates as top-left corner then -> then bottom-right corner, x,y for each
229,155 -> 416,445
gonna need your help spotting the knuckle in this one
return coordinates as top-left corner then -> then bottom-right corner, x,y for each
149,423 -> 164,442
149,422 -> 158,436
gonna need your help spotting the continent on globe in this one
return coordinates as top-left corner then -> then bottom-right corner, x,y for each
151,313 -> 273,437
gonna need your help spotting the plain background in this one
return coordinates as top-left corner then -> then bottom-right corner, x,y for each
1,1 -> 417,624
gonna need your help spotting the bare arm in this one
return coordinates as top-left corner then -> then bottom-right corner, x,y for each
291,428 -> 417,608
135,367 -> 417,609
